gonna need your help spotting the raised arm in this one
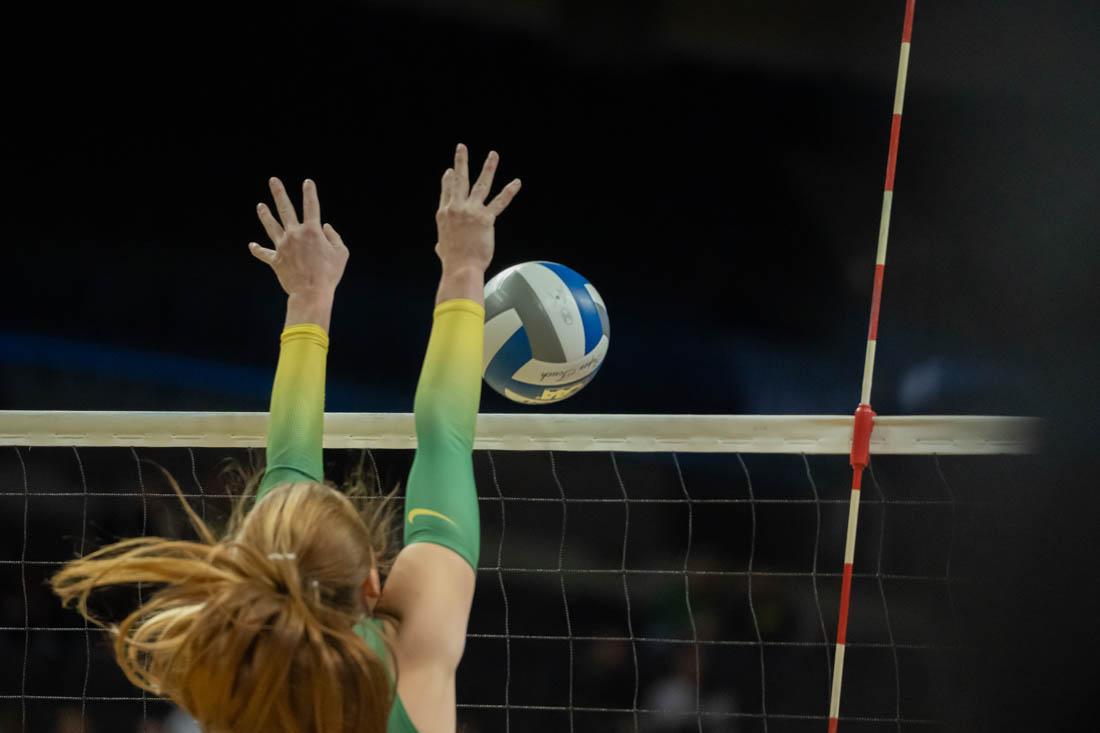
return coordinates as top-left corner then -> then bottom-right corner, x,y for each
247,178 -> 350,501
382,144 -> 520,733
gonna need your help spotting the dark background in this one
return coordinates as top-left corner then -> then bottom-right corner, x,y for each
1,0 -> 1097,731
6,0 -> 1095,417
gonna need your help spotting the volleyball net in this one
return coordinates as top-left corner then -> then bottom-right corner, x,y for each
0,411 -> 1037,733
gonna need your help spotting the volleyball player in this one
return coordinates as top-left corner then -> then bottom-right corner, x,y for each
51,143 -> 521,733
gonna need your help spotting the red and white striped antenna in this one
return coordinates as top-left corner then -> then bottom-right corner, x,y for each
827,1 -> 916,731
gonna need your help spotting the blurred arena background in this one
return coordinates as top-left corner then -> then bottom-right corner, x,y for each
2,0 -> 1097,731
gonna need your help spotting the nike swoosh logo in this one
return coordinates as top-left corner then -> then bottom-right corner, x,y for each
407,508 -> 458,526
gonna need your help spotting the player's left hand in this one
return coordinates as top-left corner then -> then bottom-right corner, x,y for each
249,178 -> 349,299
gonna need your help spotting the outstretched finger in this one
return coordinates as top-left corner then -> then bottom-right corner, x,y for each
453,143 -> 470,200
248,242 -> 277,266
302,179 -> 321,224
256,203 -> 284,244
439,168 -> 455,208
469,150 -> 499,203
486,178 -> 522,217
268,177 -> 300,228
323,223 -> 346,249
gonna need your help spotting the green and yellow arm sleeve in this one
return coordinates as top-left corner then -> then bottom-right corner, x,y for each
403,299 -> 484,570
256,324 -> 328,503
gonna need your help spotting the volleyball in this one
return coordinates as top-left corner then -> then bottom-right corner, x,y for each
482,261 -> 610,404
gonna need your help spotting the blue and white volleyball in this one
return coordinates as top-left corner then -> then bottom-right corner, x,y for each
483,261 -> 610,404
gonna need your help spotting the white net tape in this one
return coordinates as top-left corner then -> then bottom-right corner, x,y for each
0,411 -> 1037,453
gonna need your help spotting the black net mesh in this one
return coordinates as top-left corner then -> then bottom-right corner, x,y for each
0,444 -> 1035,733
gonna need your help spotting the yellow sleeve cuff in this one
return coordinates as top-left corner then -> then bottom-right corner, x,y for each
280,323 -> 330,350
433,298 -> 485,320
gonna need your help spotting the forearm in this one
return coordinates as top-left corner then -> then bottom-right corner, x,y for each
404,299 -> 485,568
256,296 -> 332,501
413,299 -> 483,442
435,265 -> 486,307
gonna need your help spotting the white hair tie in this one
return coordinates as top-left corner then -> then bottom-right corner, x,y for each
268,552 -> 297,561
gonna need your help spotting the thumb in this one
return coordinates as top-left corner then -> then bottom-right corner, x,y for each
248,242 -> 277,265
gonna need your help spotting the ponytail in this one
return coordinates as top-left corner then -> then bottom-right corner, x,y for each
51,468 -> 396,733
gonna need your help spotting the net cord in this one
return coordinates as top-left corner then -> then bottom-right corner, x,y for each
739,454 -> 769,728
673,454 -> 704,733
487,451 -> 512,733
16,448 -> 28,732
870,464 -> 902,731
74,447 -> 91,733
610,453 -> 641,732
547,452 -> 576,733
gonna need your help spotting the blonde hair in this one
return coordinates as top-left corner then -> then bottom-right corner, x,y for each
50,460 -> 399,733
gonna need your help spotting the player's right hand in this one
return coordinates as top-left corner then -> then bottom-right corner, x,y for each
435,143 -> 521,275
